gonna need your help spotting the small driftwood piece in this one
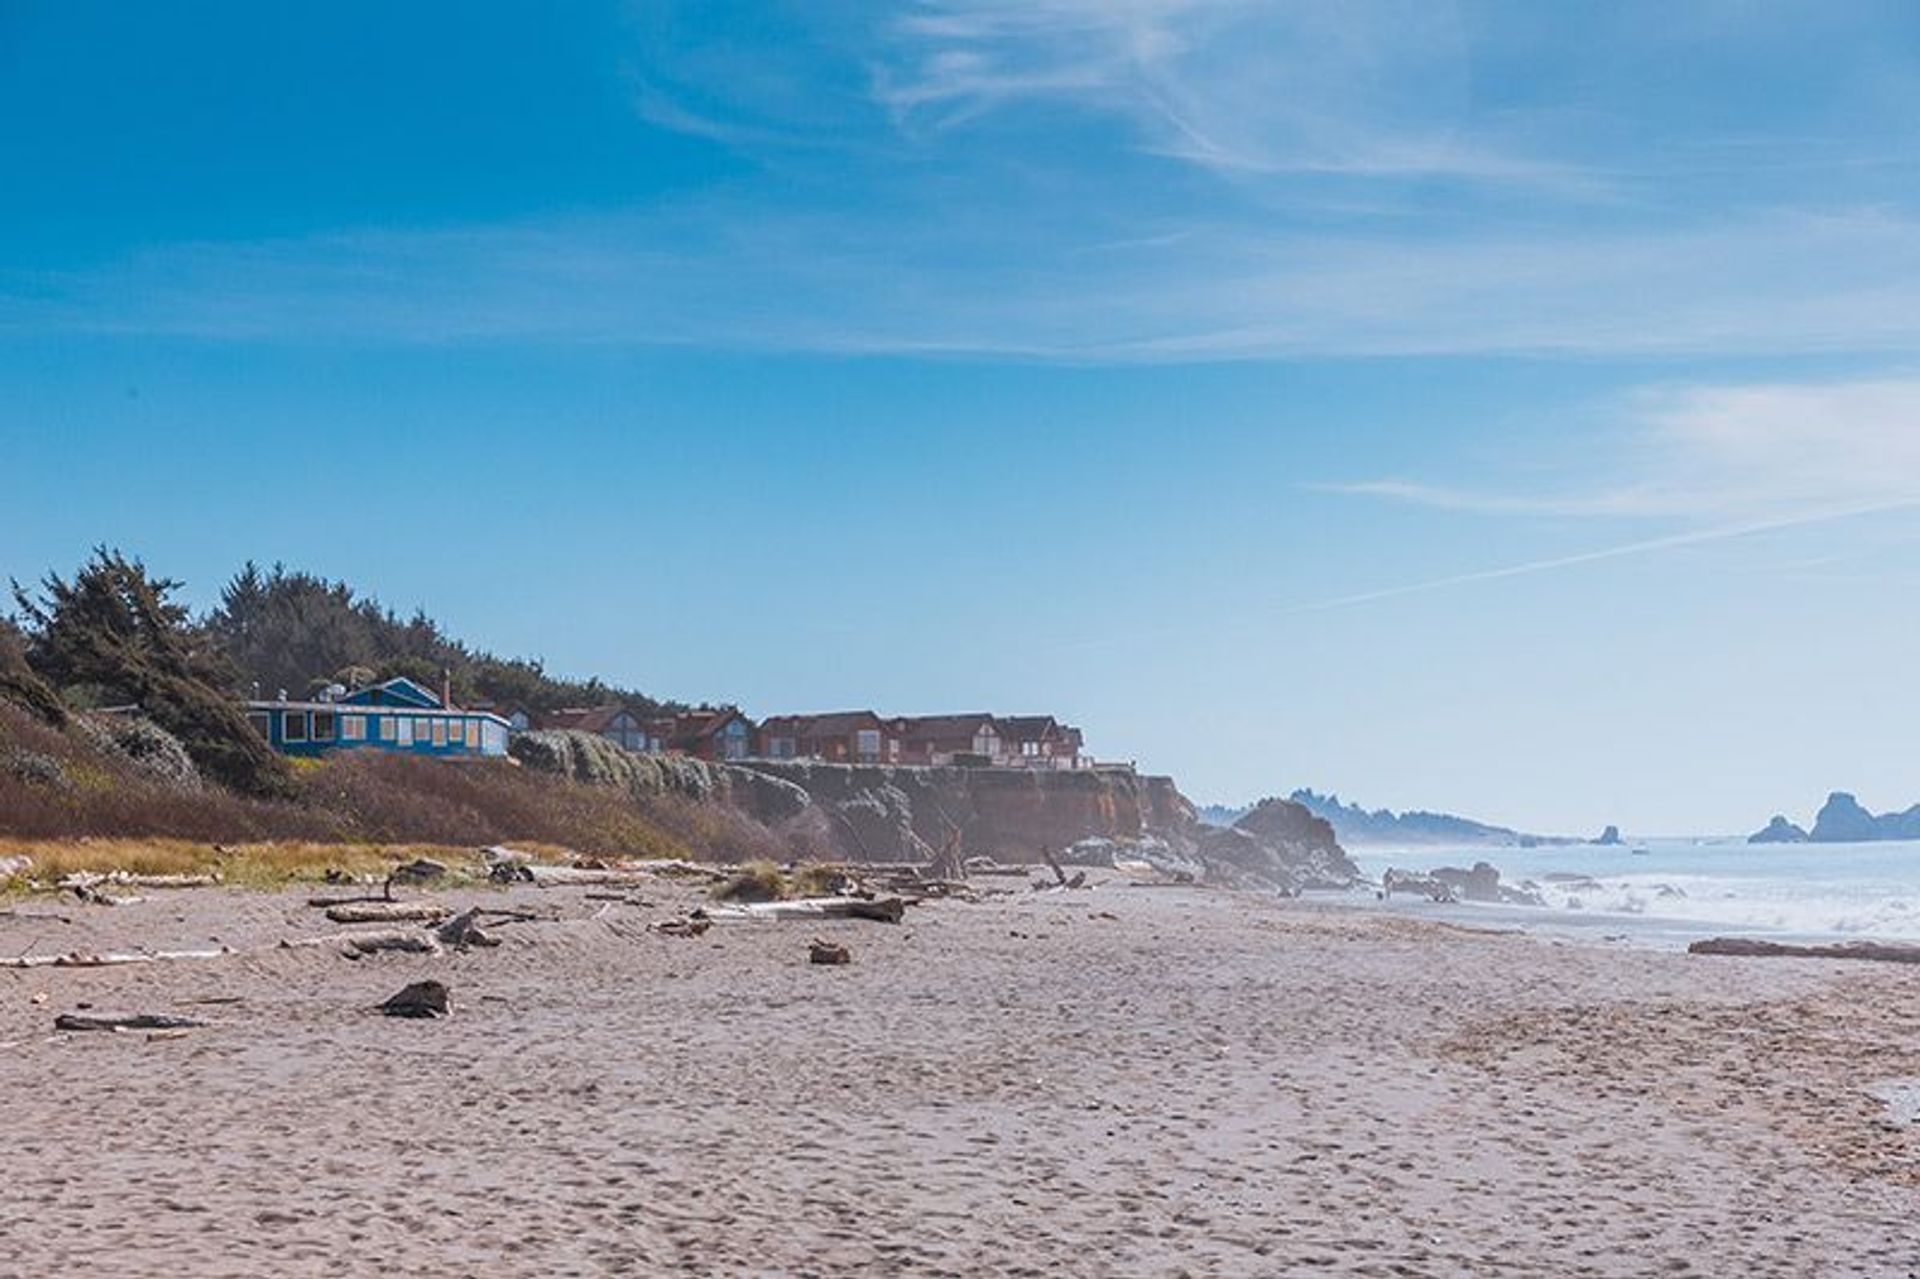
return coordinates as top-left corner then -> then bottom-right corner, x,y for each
282,929 -> 442,957
651,916 -> 713,937
1688,937 -> 1920,964
55,1012 -> 208,1032
704,896 -> 907,925
809,938 -> 851,965
324,902 -> 450,925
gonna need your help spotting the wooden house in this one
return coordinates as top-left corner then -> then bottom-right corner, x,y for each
244,676 -> 510,759
537,705 -> 649,752
757,711 -> 893,764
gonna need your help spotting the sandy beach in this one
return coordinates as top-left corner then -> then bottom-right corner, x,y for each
3,874 -> 1917,1278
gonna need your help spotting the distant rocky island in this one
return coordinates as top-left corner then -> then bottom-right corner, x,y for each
1749,792 -> 1920,844
1282,788 -> 1577,848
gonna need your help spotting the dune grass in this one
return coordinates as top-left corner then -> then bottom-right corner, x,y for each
710,859 -> 851,902
0,838 -> 495,892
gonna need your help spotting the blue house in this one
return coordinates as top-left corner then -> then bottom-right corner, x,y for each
245,677 -> 511,759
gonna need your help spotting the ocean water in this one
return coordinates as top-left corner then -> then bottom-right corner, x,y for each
1345,838 -> 1920,945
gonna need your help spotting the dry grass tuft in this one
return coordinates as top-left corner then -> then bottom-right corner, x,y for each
712,859 -> 790,902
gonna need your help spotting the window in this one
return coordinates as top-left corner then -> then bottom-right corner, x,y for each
378,716 -> 395,742
247,711 -> 271,739
312,711 -> 336,741
855,729 -> 881,760
432,720 -> 448,747
396,717 -> 414,746
1022,741 -> 1040,757
342,715 -> 366,741
282,711 -> 309,742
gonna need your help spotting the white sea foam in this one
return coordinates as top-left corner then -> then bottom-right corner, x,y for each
1350,838 -> 1920,942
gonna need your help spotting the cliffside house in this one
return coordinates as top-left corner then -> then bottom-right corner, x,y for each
889,713 -> 1007,767
537,705 -> 649,752
997,715 -> 1086,770
757,711 -> 894,764
244,676 -> 510,759
650,705 -> 755,761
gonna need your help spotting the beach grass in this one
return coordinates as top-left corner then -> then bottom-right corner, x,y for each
0,838 -> 544,893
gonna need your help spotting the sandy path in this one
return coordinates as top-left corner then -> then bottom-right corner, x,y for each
2,879 -> 1916,1276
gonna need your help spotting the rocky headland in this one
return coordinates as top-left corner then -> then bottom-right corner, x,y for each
1748,792 -> 1920,844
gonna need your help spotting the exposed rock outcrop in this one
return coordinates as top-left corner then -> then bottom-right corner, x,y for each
1808,791 -> 1920,843
1748,815 -> 1809,845
1593,825 -> 1623,847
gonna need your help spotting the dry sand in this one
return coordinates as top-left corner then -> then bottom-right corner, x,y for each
2,874 -> 1917,1277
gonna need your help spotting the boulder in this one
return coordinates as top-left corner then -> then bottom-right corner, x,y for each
380,980 -> 452,1019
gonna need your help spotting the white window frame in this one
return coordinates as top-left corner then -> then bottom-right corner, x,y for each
282,711 -> 309,742
396,716 -> 414,746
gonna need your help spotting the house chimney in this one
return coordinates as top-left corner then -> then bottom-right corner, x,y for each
441,668 -> 452,711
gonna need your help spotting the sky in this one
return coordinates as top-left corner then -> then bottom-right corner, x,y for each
4,1 -> 1920,835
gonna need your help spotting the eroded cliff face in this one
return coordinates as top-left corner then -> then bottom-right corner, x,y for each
733,761 -> 1161,860
733,762 -> 1361,892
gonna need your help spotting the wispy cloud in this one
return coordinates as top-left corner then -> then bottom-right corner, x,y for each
7,207 -> 1920,362
1286,499 -> 1920,614
868,0 -> 1588,189
1325,376 -> 1920,521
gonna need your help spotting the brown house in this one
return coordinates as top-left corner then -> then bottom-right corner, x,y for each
996,715 -> 1086,769
889,713 -> 1007,767
649,705 -> 755,761
536,705 -> 650,752
758,711 -> 893,764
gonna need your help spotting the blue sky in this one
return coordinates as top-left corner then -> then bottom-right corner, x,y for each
5,1 -> 1920,833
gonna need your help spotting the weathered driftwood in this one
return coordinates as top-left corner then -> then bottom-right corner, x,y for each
55,1012 -> 208,1032
809,938 -> 852,965
651,916 -> 713,937
59,872 -> 219,890
435,908 -> 501,950
704,895 -> 907,924
323,901 -> 450,925
282,929 -> 442,957
0,946 -> 233,969
1688,937 -> 1920,964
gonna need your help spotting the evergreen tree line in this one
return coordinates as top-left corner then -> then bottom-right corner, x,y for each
4,549 -> 682,797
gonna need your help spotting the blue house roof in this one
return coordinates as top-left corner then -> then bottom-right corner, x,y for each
339,677 -> 442,709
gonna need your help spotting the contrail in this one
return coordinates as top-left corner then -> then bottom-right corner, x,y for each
1283,499 -> 1920,615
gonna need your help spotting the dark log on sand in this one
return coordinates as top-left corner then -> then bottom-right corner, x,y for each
1688,937 -> 1920,964
324,901 -> 450,925
56,1012 -> 208,1032
704,896 -> 907,924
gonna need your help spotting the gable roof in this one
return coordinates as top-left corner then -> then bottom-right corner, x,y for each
760,710 -> 886,739
539,705 -> 640,735
339,676 -> 442,709
892,713 -> 1000,744
659,706 -> 751,749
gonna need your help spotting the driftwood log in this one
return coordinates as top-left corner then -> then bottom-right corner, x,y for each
324,901 -> 450,925
704,896 -> 907,924
809,938 -> 852,965
55,1012 -> 208,1032
282,930 -> 442,957
1,947 -> 232,969
1688,937 -> 1920,964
